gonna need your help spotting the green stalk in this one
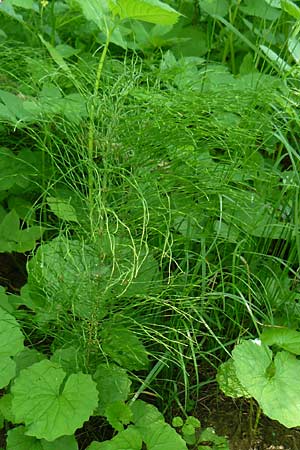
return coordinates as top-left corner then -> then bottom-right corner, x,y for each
87,27 -> 113,231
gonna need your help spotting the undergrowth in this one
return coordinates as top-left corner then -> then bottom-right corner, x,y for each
1,1 -> 300,449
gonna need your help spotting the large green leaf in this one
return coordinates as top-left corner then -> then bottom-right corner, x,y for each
0,147 -> 43,192
7,426 -> 78,450
0,308 -> 24,388
11,360 -> 98,441
47,196 -> 79,223
74,0 -> 110,29
233,340 -> 300,428
198,0 -> 229,18
216,359 -> 250,398
0,210 -> 44,253
260,327 -> 300,355
93,363 -> 131,415
131,401 -> 188,450
110,0 -> 180,25
101,326 -> 149,370
0,90 -> 32,123
27,237 -> 109,318
87,426 -> 142,450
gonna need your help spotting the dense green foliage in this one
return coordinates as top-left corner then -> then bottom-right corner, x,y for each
1,0 -> 300,448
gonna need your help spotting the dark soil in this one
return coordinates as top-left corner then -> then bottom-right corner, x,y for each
195,390 -> 300,450
0,252 -> 27,293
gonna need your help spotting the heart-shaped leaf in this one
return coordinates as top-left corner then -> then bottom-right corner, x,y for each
11,360 -> 98,441
233,340 -> 300,428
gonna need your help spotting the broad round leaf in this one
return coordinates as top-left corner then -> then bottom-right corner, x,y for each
0,357 -> 16,389
233,341 -> 300,428
260,326 -> 300,355
87,426 -> 142,450
216,359 -> 250,399
7,426 -> 78,450
11,360 -> 98,441
0,308 -> 24,357
0,308 -> 24,388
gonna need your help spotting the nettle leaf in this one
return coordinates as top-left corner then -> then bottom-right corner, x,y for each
51,346 -> 84,374
0,210 -> 43,253
47,196 -> 79,222
7,0 -> 35,9
87,426 -> 142,450
0,147 -> 43,192
131,400 -> 188,450
216,359 -> 251,399
260,327 -> 300,355
27,237 -> 109,318
105,401 -> 133,431
109,0 -> 180,25
7,426 -> 78,450
0,308 -> 24,388
11,359 -> 98,441
14,348 -> 46,376
0,2 -> 24,22
93,363 -> 131,415
74,0 -> 110,29
198,0 -> 229,18
101,326 -> 149,370
233,340 -> 300,428
0,393 -> 15,423
0,89 -> 32,124
240,0 -> 281,20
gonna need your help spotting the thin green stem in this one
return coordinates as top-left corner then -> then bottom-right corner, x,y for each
87,27 -> 113,232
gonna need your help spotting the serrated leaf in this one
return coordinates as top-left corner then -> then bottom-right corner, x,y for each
0,308 -> 24,358
9,0 -> 35,9
0,357 -> 16,389
105,401 -> 133,431
131,401 -> 188,450
93,363 -> 131,415
110,0 -> 180,25
73,0 -> 111,29
7,426 -> 78,450
233,340 -> 300,428
260,327 -> 300,355
87,426 -> 142,450
240,0 -> 281,20
11,359 -> 98,441
47,196 -> 79,222
0,3 -> 24,23
217,359 -> 251,398
0,210 -> 43,253
0,393 -> 15,422
14,348 -> 46,375
199,0 -> 229,18
27,237 -> 109,318
0,90 -> 31,123
51,346 -> 84,373
0,308 -> 24,387
101,326 -> 149,370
